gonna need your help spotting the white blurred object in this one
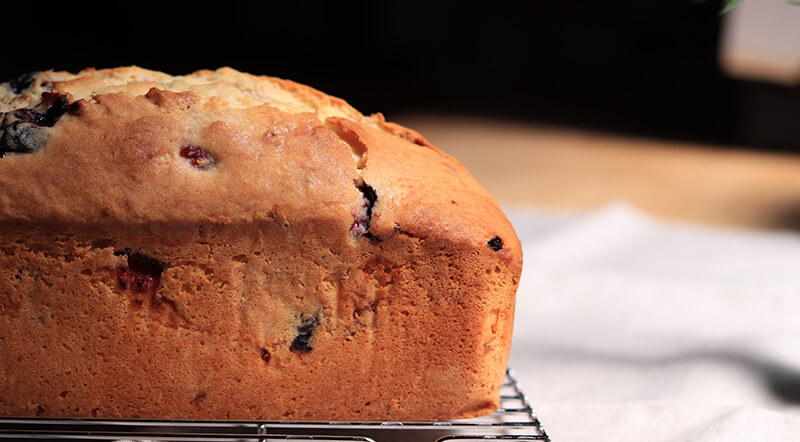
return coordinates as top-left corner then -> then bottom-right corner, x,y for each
720,0 -> 800,85
506,203 -> 800,441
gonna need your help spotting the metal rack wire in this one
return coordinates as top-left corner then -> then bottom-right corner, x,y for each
0,369 -> 549,441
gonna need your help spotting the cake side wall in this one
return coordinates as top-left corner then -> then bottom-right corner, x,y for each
0,219 -> 515,421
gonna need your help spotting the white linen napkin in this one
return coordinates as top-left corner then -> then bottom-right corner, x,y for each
507,203 -> 800,441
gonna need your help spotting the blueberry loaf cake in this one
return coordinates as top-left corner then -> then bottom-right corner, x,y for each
0,67 -> 521,421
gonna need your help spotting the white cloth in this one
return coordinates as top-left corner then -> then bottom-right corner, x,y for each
507,203 -> 800,441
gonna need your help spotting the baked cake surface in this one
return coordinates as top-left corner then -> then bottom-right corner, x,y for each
0,67 -> 521,421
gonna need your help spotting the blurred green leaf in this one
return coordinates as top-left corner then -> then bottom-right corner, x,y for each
719,0 -> 742,15
691,0 -> 744,14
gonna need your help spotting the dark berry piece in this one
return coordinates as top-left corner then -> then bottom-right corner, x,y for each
487,236 -> 504,251
38,93 -> 74,127
0,117 -> 48,156
290,334 -> 312,353
362,232 -> 382,242
191,391 -> 207,407
290,313 -> 319,353
127,253 -> 164,278
180,145 -> 215,170
296,315 -> 317,335
114,253 -> 165,299
260,348 -> 271,363
6,71 -> 39,94
350,183 -> 378,238
0,93 -> 74,158
358,183 -> 378,223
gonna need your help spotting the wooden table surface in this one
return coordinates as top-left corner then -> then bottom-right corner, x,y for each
396,114 -> 800,231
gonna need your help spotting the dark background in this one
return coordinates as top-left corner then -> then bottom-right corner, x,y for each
3,2 -> 798,150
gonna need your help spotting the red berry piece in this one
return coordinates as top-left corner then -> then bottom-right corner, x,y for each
114,252 -> 164,300
179,145 -> 214,170
350,183 -> 377,238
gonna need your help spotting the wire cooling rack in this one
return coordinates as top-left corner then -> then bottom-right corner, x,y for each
0,369 -> 548,441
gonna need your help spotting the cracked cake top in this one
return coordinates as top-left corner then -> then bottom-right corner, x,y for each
0,66 -> 520,264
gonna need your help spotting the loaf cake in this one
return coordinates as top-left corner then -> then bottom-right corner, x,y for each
0,67 -> 522,421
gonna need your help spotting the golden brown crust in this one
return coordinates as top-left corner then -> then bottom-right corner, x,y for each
0,66 -> 521,421
368,112 -> 439,150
